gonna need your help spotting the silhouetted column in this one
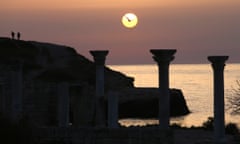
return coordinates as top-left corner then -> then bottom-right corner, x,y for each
150,49 -> 176,129
0,83 -> 5,115
108,91 -> 119,128
10,61 -> 23,121
208,56 -> 228,144
58,82 -> 69,127
90,50 -> 109,127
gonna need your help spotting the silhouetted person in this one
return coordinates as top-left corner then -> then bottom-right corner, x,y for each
11,31 -> 15,39
17,32 -> 21,40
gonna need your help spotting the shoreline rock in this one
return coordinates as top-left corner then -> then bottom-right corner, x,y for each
116,88 -> 190,118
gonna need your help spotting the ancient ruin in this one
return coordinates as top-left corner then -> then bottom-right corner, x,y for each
0,37 -> 232,143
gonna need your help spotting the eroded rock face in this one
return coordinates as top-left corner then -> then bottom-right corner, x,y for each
170,89 -> 190,116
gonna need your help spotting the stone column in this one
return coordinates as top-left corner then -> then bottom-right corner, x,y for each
0,82 -> 5,115
108,91 -> 119,128
90,50 -> 109,127
57,82 -> 69,127
10,61 -> 23,121
150,49 -> 176,129
208,56 -> 228,144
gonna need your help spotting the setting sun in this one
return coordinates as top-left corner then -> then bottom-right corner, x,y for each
121,13 -> 138,29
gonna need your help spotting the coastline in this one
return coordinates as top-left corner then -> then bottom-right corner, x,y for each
109,64 -> 240,128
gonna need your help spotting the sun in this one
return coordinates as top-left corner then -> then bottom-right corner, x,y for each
121,13 -> 138,29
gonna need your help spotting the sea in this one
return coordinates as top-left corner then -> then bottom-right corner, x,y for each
108,63 -> 240,128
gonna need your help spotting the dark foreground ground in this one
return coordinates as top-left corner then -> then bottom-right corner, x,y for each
174,129 -> 239,144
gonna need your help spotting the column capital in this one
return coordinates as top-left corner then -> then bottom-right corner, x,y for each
208,56 -> 229,71
150,49 -> 176,64
90,50 -> 109,65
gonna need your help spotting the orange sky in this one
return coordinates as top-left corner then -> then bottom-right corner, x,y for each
2,0 -> 239,10
1,0 -> 240,64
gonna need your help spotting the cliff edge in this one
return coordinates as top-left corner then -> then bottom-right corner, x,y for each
0,37 -> 190,119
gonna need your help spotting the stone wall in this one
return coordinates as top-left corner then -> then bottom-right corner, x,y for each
23,81 -> 59,126
0,63 -> 22,119
23,81 -> 93,127
35,127 -> 174,144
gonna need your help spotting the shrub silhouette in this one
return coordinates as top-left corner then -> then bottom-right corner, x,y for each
227,80 -> 240,115
202,117 -> 214,130
225,123 -> 239,135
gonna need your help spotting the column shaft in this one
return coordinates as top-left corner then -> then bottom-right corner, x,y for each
158,62 -> 170,128
90,50 -> 109,127
214,68 -> 225,140
208,56 -> 228,144
10,62 -> 23,121
150,49 -> 176,129
58,82 -> 69,127
108,91 -> 119,128
96,65 -> 104,97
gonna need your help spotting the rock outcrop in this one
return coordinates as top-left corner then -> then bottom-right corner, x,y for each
117,88 -> 190,118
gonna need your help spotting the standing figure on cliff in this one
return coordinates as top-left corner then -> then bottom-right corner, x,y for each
11,31 -> 15,39
17,32 -> 21,40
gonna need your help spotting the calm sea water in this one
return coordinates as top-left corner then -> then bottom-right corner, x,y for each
108,63 -> 240,127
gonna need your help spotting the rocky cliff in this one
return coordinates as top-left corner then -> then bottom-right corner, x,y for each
0,37 -> 134,89
0,37 -> 190,119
